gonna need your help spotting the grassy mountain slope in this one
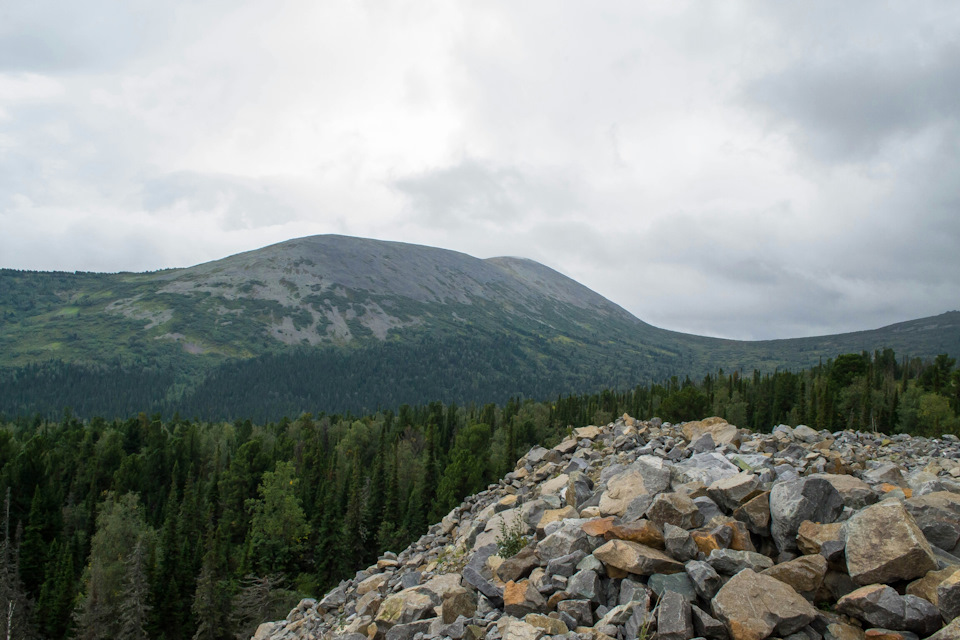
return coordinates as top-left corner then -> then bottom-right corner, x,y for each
1,235 -> 958,419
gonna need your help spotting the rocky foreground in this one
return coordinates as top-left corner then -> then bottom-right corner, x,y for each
256,416 -> 960,640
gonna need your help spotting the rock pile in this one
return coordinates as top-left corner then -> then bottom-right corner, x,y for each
255,416 -> 960,640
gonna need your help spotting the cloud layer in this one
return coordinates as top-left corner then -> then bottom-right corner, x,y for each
2,1 -> 958,339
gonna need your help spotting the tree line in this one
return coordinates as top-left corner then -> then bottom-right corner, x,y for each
0,349 -> 957,639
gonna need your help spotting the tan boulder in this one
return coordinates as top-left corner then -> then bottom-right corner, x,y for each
761,554 -> 828,594
604,519 -> 665,549
375,588 -> 441,629
682,417 -> 739,446
598,469 -> 654,517
581,517 -> 616,537
536,506 -> 578,536
575,426 -> 603,439
797,521 -> 845,555
503,580 -> 546,618
711,569 -> 818,640
356,573 -> 388,595
845,500 -> 937,585
593,539 -> 685,575
906,565 -> 960,607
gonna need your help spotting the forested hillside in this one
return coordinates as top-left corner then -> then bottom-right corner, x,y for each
0,349 -> 957,639
3,236 -> 959,421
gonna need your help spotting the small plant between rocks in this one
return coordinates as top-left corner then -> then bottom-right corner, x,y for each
495,514 -> 529,558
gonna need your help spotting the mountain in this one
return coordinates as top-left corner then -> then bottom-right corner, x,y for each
1,234 -> 958,420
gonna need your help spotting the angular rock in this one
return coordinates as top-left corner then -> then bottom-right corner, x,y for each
375,588 -> 441,629
619,577 -> 652,606
385,618 -> 435,640
523,613 -> 568,635
927,617 -> 960,640
837,585 -> 907,629
692,604 -> 729,640
845,500 -> 937,585
538,521 -> 594,559
708,473 -> 762,513
566,472 -> 595,510
906,565 -> 960,607
503,580 -> 546,618
536,506 -> 578,537
686,559 -> 723,600
682,417 -> 739,446
646,492 -> 704,530
497,546 -> 540,583
797,521 -> 845,556
598,458 -> 671,517
770,476 -> 844,553
605,519 -> 665,549
819,474 -> 878,510
593,539 -> 685,576
675,452 -> 742,486
734,491 -> 771,535
357,573 -> 389,595
582,516 -> 616,538
497,616 -> 545,640
567,569 -> 602,604
441,590 -> 477,624
904,491 -> 960,552
648,572 -> 698,602
712,569 -> 818,640
664,523 -> 699,562
557,599 -> 593,627
761,554 -> 828,595
902,594 -> 941,637
707,548 -> 774,576
658,590 -> 694,640
939,570 -> 960,623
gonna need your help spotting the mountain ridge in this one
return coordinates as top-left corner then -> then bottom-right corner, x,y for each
1,234 -> 958,419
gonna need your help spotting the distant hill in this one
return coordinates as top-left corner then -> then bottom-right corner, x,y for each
1,234 -> 958,420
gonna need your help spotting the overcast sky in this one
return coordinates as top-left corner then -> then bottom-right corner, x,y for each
2,1 -> 958,339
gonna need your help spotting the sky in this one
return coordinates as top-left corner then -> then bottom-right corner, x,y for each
1,1 -> 959,340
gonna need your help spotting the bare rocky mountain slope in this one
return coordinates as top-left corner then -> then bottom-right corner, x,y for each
257,417 -> 960,640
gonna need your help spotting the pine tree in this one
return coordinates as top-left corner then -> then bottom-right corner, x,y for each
0,491 -> 37,640
118,540 -> 151,640
36,538 -> 74,640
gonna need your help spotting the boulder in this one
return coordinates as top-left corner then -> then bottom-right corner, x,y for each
770,476 -> 844,553
682,417 -> 739,446
708,473 -> 762,513
707,548 -> 774,575
497,546 -> 540,583
845,500 -> 937,585
375,588 -> 441,629
497,616 -> 545,640
604,519 -> 665,549
904,491 -> 960,552
646,492 -> 704,530
593,539 -> 685,575
906,566 -> 960,607
761,554 -> 828,595
712,569 -> 818,640
733,491 -> 771,535
836,585 -> 906,630
797,521 -> 845,556
686,560 -> 723,600
674,452 -> 741,486
819,474 -> 878,510
939,570 -> 960,623
503,580 -> 546,618
657,590 -> 694,640
664,523 -> 699,562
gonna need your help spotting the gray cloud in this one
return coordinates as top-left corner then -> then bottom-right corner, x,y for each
2,1 -> 959,341
393,159 -> 581,229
